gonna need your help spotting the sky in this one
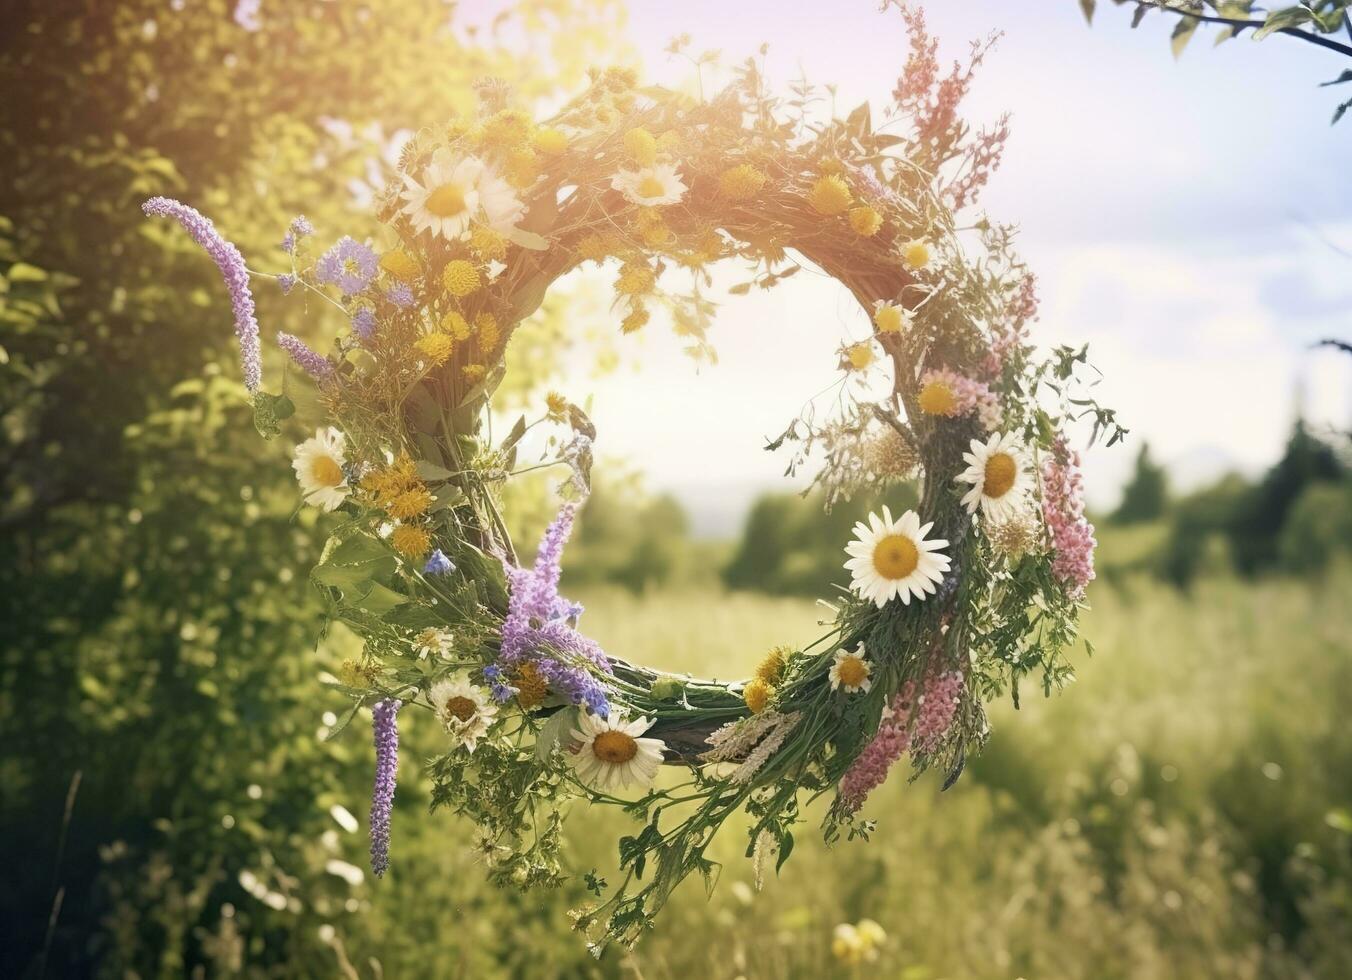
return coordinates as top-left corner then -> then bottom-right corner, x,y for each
533,1 -> 1352,533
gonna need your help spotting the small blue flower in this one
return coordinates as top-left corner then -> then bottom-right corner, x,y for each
424,549 -> 455,576
278,273 -> 297,294
290,215 -> 315,239
316,236 -> 377,295
351,307 -> 377,341
482,664 -> 503,681
386,283 -> 415,309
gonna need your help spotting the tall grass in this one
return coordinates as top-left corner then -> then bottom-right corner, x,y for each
330,573 -> 1351,978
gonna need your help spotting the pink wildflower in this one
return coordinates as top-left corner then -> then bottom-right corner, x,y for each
1041,436 -> 1096,596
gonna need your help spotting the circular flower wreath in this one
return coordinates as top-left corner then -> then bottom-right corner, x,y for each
144,42 -> 1120,953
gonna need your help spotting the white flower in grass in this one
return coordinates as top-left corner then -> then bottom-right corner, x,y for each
429,676 -> 498,753
955,431 -> 1031,521
610,163 -> 687,207
292,427 -> 349,511
400,149 -> 523,242
844,506 -> 950,608
570,713 -> 666,792
829,645 -> 872,694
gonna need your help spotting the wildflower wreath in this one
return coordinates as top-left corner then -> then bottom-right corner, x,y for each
143,12 -> 1120,953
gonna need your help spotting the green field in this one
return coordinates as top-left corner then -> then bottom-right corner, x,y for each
319,572 -> 1351,979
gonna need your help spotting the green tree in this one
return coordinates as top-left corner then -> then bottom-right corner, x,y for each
1112,442 -> 1169,524
0,1 -> 620,973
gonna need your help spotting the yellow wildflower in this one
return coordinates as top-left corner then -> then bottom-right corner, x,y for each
755,646 -> 788,685
469,225 -> 508,262
623,127 -> 657,166
743,678 -> 774,715
442,260 -> 481,297
846,342 -> 876,371
440,310 -> 472,340
719,163 -> 766,201
902,239 -> 932,270
635,208 -> 672,247
533,127 -> 568,156
621,306 -> 650,334
337,658 -> 378,688
849,205 -> 882,237
390,524 -> 431,560
481,108 -> 532,149
545,391 -> 568,420
512,662 -> 548,710
475,312 -> 500,351
462,363 -> 487,384
506,147 -> 539,188
918,379 -> 957,415
576,234 -> 610,264
414,332 -> 455,366
379,249 -> 421,282
873,301 -> 906,334
614,262 -> 655,296
807,174 -> 852,216
387,486 -> 433,520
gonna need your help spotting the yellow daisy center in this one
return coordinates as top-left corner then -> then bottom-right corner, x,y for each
837,656 -> 868,688
425,181 -> 469,218
592,730 -> 638,764
918,381 -> 956,416
443,696 -> 477,723
309,455 -> 344,487
637,175 -> 666,199
872,533 -> 919,580
983,452 -> 1018,499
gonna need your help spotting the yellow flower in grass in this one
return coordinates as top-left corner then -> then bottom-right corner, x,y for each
755,646 -> 788,684
387,486 -> 433,520
743,678 -> 774,715
545,391 -> 569,420
511,662 -> 548,710
469,225 -> 508,262
379,249 -> 421,282
462,363 -> 487,384
441,310 -> 472,340
719,164 -> 766,201
918,377 -> 957,416
807,174 -> 852,216
849,205 -> 882,237
872,300 -> 907,334
614,262 -> 656,296
902,239 -> 932,270
414,332 -> 455,366
623,127 -> 658,166
621,306 -> 650,334
390,524 -> 431,560
475,312 -> 500,351
533,127 -> 568,156
846,341 -> 876,371
443,259 -> 481,297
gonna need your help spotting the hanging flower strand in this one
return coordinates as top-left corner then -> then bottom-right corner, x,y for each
369,698 -> 402,878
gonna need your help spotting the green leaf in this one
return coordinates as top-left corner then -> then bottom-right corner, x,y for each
1170,17 -> 1198,59
324,699 -> 366,742
500,414 -> 527,453
352,581 -> 408,615
1253,7 -> 1312,41
324,534 -> 390,566
415,459 -> 455,481
251,390 -> 292,439
1078,0 -> 1095,25
1321,69 -> 1352,88
6,262 -> 48,283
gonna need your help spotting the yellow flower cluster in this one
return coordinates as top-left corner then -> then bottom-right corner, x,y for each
832,919 -> 887,965
512,662 -> 549,710
443,259 -> 481,297
742,677 -> 773,715
808,174 -> 852,216
380,249 -> 421,282
719,163 -> 766,201
363,455 -> 435,543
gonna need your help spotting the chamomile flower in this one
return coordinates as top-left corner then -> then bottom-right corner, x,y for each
428,676 -> 498,752
570,712 -> 666,792
844,506 -> 951,608
610,163 -> 687,207
872,300 -> 908,334
412,627 -> 453,660
829,645 -> 872,694
400,149 -> 523,242
291,427 -> 350,511
955,431 -> 1031,521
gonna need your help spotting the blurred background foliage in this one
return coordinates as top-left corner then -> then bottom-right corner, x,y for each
2,1 -> 1351,977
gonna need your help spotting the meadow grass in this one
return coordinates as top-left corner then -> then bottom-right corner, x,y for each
347,572 -> 1351,979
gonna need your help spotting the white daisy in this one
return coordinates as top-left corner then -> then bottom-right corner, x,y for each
844,506 -> 951,608
610,163 -> 687,207
428,676 -> 498,753
570,712 -> 666,792
292,427 -> 349,511
829,645 -> 872,694
400,148 -> 524,242
954,431 -> 1031,521
412,627 -> 453,660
